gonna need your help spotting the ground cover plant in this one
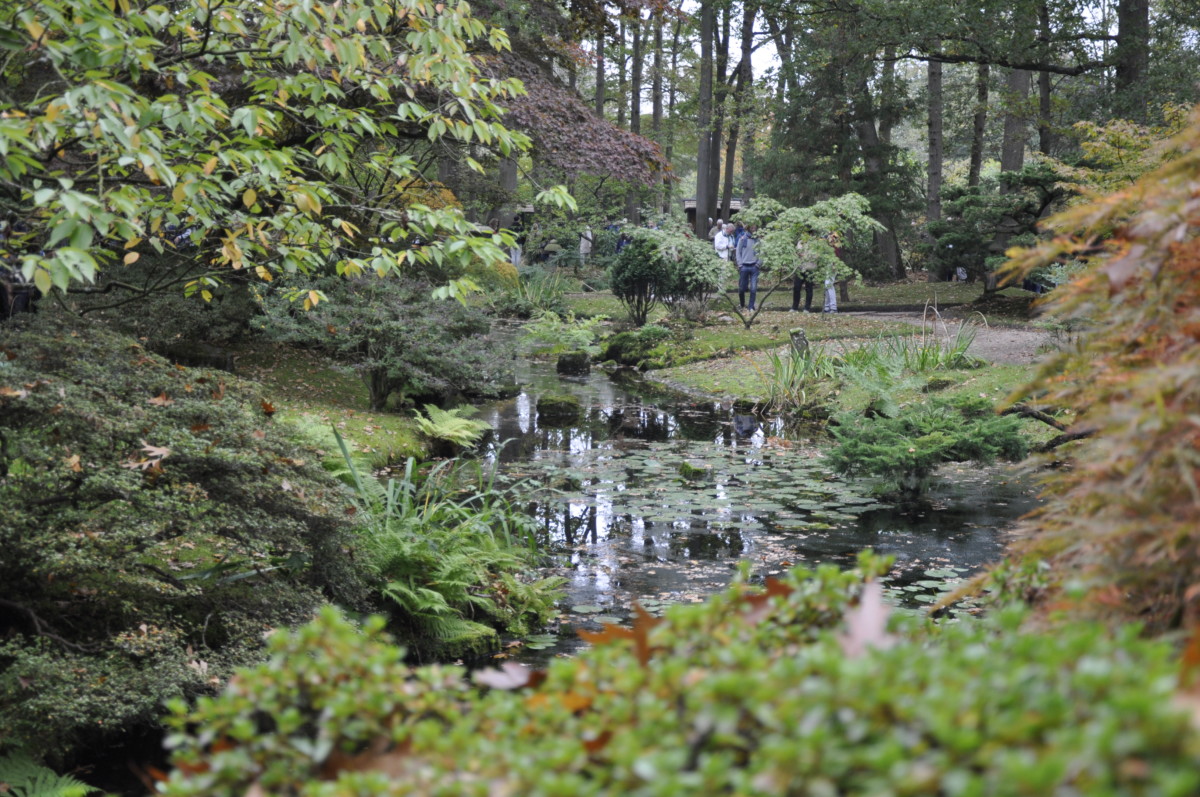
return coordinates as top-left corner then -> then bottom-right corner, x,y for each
237,346 -> 426,470
335,449 -> 564,646
161,555 -> 1200,796
0,315 -> 369,763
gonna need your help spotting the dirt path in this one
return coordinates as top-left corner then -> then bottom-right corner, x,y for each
840,311 -> 1062,366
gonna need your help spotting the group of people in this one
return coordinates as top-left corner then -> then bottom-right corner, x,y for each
707,217 -> 841,314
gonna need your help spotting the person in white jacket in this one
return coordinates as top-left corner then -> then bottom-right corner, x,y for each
713,223 -> 734,260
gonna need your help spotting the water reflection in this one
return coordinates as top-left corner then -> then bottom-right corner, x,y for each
473,360 -> 1040,661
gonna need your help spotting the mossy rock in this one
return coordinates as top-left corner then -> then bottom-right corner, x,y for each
923,377 -> 956,393
421,620 -> 499,661
555,350 -> 592,376
537,394 -> 582,425
677,461 -> 715,482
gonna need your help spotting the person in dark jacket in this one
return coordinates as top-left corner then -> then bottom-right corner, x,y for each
735,225 -> 761,311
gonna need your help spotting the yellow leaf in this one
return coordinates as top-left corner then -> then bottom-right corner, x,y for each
124,252 -> 140,265
255,265 -> 273,282
203,157 -> 218,175
294,193 -> 311,213
307,290 -> 321,307
172,182 -> 187,204
33,269 -> 52,295
303,297 -> 313,311
124,237 -> 142,249
201,290 -> 213,302
24,19 -> 45,41
243,188 -> 257,208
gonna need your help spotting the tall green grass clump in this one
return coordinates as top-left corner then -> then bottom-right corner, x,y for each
753,346 -> 838,414
334,433 -> 564,640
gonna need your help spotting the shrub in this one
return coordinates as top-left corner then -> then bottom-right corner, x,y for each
999,104 -> 1200,630
608,227 -> 723,326
608,232 -> 665,326
161,555 -> 1200,796
0,314 -> 368,763
255,275 -> 514,410
827,397 -> 1028,496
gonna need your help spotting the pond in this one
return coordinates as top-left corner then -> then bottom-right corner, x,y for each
474,360 -> 1041,663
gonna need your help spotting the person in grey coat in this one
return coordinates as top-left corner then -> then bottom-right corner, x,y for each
735,225 -> 761,311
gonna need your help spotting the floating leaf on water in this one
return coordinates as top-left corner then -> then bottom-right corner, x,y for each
571,604 -> 605,614
593,616 -> 622,625
923,568 -> 959,579
523,633 -> 557,650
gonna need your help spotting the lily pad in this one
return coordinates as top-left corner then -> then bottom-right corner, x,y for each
571,604 -> 605,614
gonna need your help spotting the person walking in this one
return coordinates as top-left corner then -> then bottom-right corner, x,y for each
713,223 -> 733,261
708,218 -> 724,241
791,236 -> 817,312
735,224 -> 761,311
823,231 -> 843,313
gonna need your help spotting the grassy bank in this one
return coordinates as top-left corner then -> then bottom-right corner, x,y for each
236,344 -> 426,467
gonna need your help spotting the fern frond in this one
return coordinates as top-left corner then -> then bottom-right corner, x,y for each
0,754 -> 98,797
414,405 -> 492,448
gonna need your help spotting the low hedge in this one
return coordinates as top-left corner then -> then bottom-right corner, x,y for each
162,554 -> 1200,796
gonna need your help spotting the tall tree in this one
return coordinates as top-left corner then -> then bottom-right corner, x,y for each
927,41 -> 944,225
968,63 -> 991,188
695,0 -> 714,236
1000,68 -> 1032,188
595,15 -> 607,116
721,2 -> 756,221
1115,0 -> 1151,100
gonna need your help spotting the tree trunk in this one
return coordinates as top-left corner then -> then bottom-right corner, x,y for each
1115,0 -> 1150,98
968,63 -> 989,187
617,17 -> 627,129
852,78 -> 904,279
625,12 -> 644,223
629,13 -> 642,134
878,47 -> 897,145
720,2 -> 755,220
927,44 -> 943,225
663,16 -> 681,215
694,0 -> 713,237
999,68 -> 1031,190
706,5 -> 731,225
594,18 -> 605,116
489,156 -> 518,229
1037,1 -> 1054,154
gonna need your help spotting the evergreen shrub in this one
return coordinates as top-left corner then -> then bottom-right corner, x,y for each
0,314 -> 368,763
161,554 -> 1200,796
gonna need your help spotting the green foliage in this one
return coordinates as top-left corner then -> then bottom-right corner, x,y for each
520,312 -> 606,357
828,397 -> 1028,496
0,754 -> 96,797
1,0 -> 530,297
608,232 -> 667,326
413,405 -> 492,450
338,451 -> 563,639
924,165 -> 1062,281
0,315 -> 368,762
492,267 -> 569,318
599,325 -> 675,368
752,346 -> 839,415
255,275 -> 514,410
738,193 -> 883,284
608,227 -> 724,326
162,558 -> 1200,796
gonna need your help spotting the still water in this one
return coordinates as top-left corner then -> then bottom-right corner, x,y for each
474,361 -> 1040,660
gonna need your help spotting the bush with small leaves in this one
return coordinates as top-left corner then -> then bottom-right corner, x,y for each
161,554 -> 1200,796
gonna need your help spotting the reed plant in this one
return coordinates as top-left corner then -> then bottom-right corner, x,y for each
753,346 -> 838,414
